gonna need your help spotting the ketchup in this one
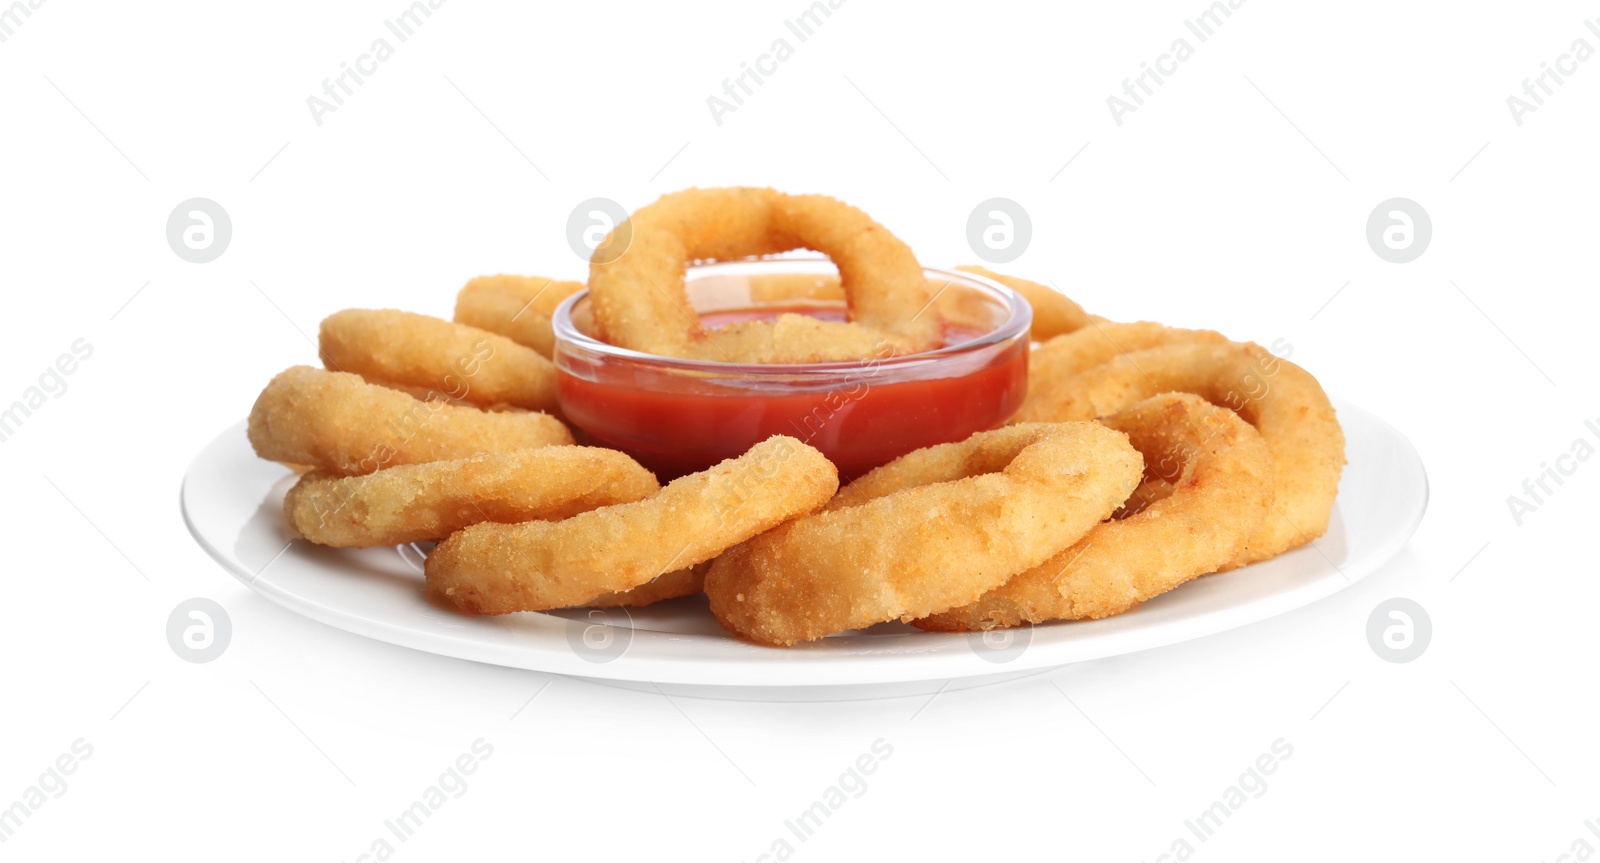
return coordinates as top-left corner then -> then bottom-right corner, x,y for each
557,305 -> 1028,480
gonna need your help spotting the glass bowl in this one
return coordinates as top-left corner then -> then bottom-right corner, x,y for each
551,258 -> 1030,480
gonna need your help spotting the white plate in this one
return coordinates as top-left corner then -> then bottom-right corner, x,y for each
181,399 -> 1425,688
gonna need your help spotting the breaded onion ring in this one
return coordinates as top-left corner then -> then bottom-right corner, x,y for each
320,309 -> 558,411
585,562 -> 709,608
452,275 -> 585,358
917,394 -> 1273,631
954,265 -> 1091,340
704,423 -> 1143,646
739,273 -> 1017,347
588,187 -> 941,361
699,314 -> 899,364
744,272 -> 846,304
283,447 -> 661,547
426,435 -> 838,614
248,366 -> 572,476
346,380 -> 521,412
1013,342 -> 1345,567
1029,321 -> 1229,391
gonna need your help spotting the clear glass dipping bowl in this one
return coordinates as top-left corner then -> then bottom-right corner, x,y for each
551,258 -> 1030,480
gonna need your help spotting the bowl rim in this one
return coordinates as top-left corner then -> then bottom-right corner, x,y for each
550,257 -> 1032,375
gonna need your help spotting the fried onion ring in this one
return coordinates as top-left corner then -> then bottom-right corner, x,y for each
1029,321 -> 1229,391
744,272 -> 846,304
248,366 -> 572,476
452,275 -> 585,358
320,309 -> 559,411
917,394 -> 1272,630
744,270 -> 1086,343
704,422 -> 1143,646
698,314 -> 900,364
585,562 -> 709,608
426,435 -> 838,614
954,265 -> 1091,340
283,447 -> 660,547
588,187 -> 941,361
346,379 -> 522,412
1013,342 -> 1345,567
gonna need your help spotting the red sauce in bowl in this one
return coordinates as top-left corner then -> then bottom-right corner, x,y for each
557,302 -> 1029,480
556,305 -> 1024,480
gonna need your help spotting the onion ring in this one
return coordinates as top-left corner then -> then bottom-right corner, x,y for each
248,366 -> 572,476
954,266 -> 1091,340
704,422 -> 1143,646
344,380 -> 521,411
744,272 -> 846,304
426,435 -> 838,614
744,270 -> 1084,343
283,447 -> 660,547
698,313 -> 899,364
1029,321 -> 1229,392
1012,342 -> 1345,567
587,187 -> 941,361
585,562 -> 709,608
320,309 -> 558,411
453,275 -> 586,358
917,393 -> 1273,630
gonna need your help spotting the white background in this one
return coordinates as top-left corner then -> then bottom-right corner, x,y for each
2,0 -> 1597,859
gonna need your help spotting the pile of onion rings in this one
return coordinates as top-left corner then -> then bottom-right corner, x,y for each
1013,340 -> 1345,569
427,435 -> 837,613
917,393 -> 1273,630
241,185 -> 1345,645
705,422 -> 1143,646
